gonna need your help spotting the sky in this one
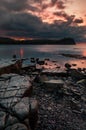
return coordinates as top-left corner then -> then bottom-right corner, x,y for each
0,0 -> 86,42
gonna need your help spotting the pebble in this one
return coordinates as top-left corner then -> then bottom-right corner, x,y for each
33,77 -> 86,130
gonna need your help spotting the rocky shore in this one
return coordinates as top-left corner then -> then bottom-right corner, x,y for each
0,58 -> 86,130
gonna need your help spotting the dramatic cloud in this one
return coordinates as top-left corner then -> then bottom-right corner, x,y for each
54,11 -> 75,21
0,0 -> 29,11
56,1 -> 66,9
0,0 -> 86,42
74,18 -> 83,24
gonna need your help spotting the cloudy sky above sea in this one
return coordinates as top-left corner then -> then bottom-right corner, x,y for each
0,0 -> 86,42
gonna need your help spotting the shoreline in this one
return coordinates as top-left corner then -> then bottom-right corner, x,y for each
61,53 -> 86,60
0,58 -> 86,130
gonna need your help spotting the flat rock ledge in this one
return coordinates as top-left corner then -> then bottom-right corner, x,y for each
0,74 -> 38,130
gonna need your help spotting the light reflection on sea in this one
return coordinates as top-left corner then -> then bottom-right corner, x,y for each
0,43 -> 86,69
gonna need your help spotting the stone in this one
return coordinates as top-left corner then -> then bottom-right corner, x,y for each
44,79 -> 64,90
77,79 -> 86,86
5,115 -> 19,127
0,74 -> 38,130
12,97 -> 30,120
42,70 -> 67,77
70,99 -> 81,111
0,111 -> 6,130
69,69 -> 85,80
0,74 -> 32,109
5,123 -> 28,130
65,63 -> 71,69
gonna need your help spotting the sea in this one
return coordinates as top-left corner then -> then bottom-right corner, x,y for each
0,43 -> 86,69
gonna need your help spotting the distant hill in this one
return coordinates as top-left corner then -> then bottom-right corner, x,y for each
0,37 -> 76,45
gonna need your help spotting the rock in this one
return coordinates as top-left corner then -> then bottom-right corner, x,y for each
72,63 -> 77,66
42,70 -> 68,77
34,74 -> 48,83
0,111 -> 6,130
77,68 -> 82,72
0,73 -> 38,130
30,58 -> 35,63
77,79 -> 86,86
5,123 -> 28,130
44,79 -> 64,91
12,97 -> 30,120
39,74 -> 49,83
70,99 -> 81,111
81,110 -> 86,120
12,54 -> 17,61
69,69 -> 85,80
5,115 -> 19,128
65,63 -> 71,69
0,74 -> 32,109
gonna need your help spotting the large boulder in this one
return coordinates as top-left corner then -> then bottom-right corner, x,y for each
0,74 -> 38,130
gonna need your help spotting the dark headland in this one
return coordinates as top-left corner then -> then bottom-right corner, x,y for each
0,37 -> 75,45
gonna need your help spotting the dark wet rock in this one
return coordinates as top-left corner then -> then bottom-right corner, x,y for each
12,54 -> 17,61
12,97 -> 30,120
78,68 -> 82,72
69,69 -> 85,80
72,63 -> 77,66
0,111 -> 6,130
70,99 -> 81,111
81,110 -> 86,120
65,63 -> 71,69
43,79 -> 64,92
42,70 -> 68,77
30,58 -> 35,63
0,74 -> 38,130
77,79 -> 86,86
34,74 -> 49,83
5,115 -> 19,128
35,58 -> 45,65
5,123 -> 28,130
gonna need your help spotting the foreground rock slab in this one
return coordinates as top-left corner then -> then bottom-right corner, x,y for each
44,79 -> 64,91
0,74 -> 38,130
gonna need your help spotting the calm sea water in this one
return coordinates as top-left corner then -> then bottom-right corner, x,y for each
0,44 -> 86,68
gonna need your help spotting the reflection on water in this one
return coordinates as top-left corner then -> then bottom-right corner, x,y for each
20,48 -> 24,58
34,45 -> 61,53
83,50 -> 86,56
0,44 -> 86,69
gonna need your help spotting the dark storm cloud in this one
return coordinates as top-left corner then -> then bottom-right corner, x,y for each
54,11 -> 75,21
0,0 -> 86,42
0,0 -> 29,11
1,9 -> 86,42
54,11 -> 83,25
0,0 -> 39,12
50,0 -> 66,9
51,0 -> 58,6
0,10 -> 42,31
74,18 -> 83,24
57,1 -> 66,9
